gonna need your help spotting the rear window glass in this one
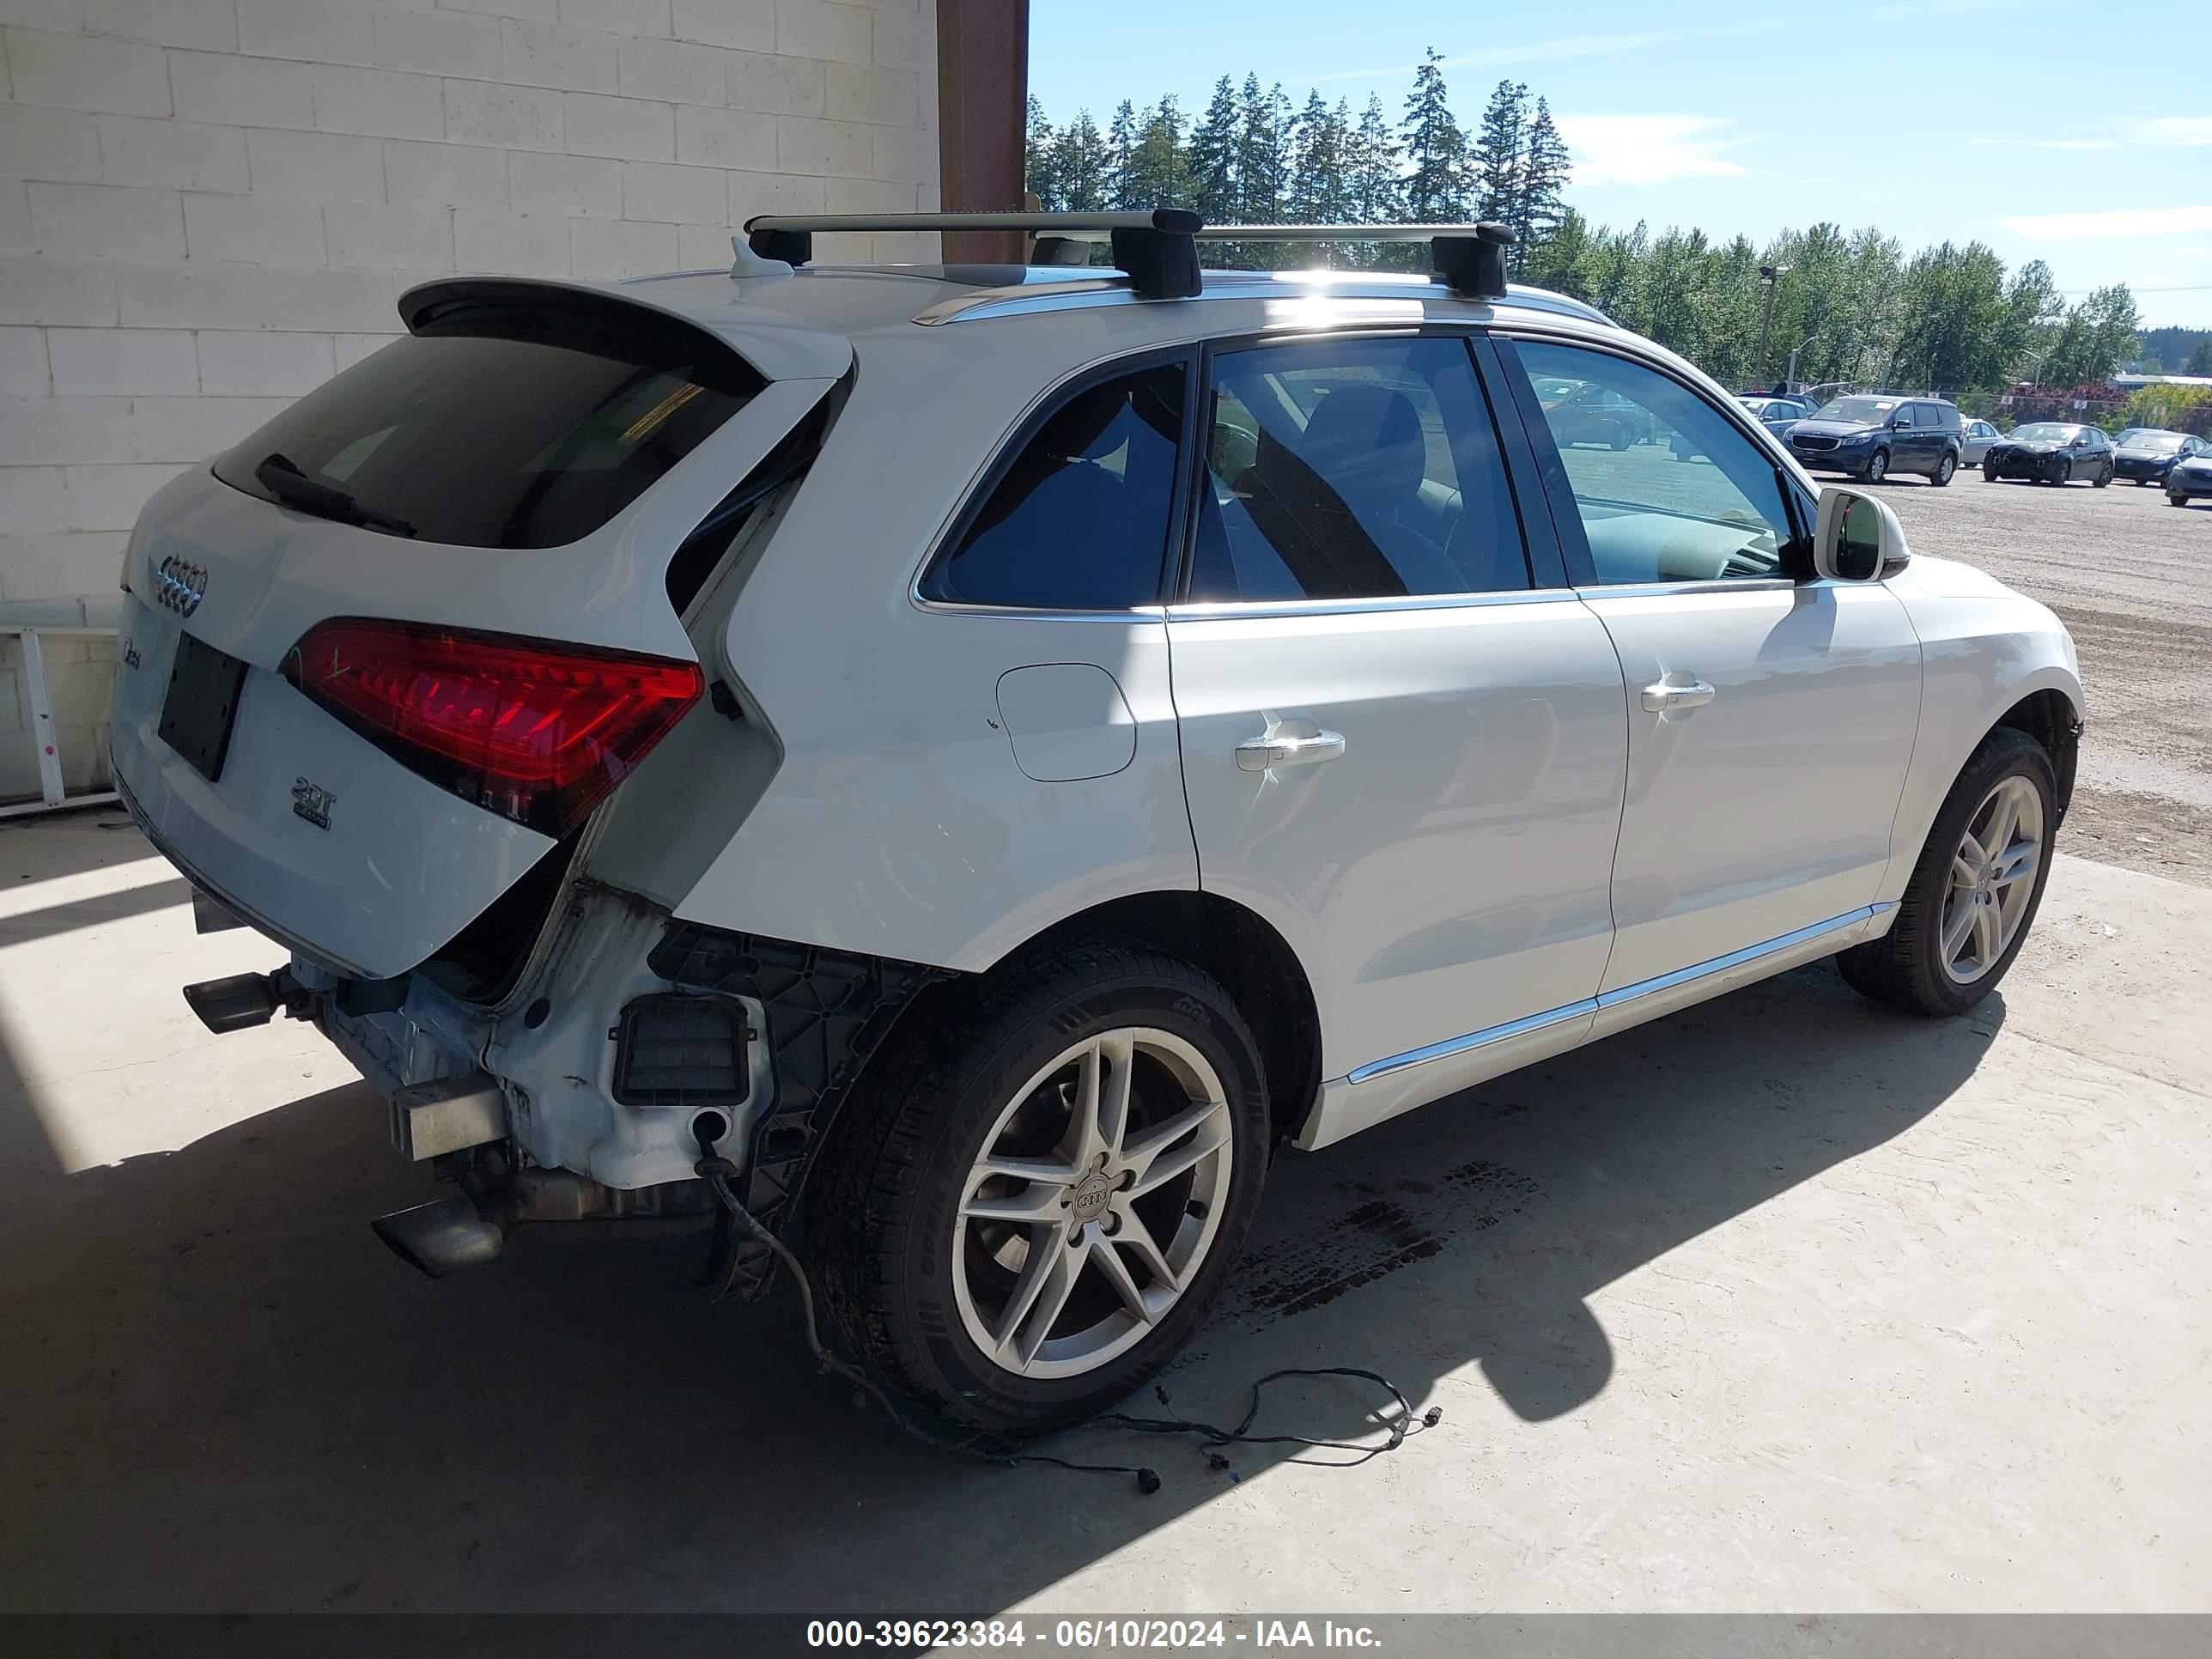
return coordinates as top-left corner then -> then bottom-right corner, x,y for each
212,296 -> 764,549
921,362 -> 1187,610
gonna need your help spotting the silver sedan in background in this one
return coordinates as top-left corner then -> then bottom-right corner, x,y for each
1960,417 -> 2002,467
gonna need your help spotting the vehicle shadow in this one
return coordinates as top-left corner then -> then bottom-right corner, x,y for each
0,963 -> 1997,1614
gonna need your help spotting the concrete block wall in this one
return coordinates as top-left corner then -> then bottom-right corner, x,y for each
0,0 -> 942,656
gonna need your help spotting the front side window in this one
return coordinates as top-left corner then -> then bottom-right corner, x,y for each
1187,337 -> 1528,602
921,363 -> 1186,610
1513,338 -> 1798,585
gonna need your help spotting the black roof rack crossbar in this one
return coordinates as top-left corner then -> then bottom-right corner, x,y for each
737,211 -> 1513,301
1194,223 -> 1516,299
742,210 -> 1203,298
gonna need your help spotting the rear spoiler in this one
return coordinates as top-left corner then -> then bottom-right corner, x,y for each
396,276 -> 853,384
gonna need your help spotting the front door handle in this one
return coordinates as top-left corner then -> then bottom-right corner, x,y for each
1237,731 -> 1346,771
1641,678 -> 1716,714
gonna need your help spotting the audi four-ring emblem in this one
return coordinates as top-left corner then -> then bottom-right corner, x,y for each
153,554 -> 207,617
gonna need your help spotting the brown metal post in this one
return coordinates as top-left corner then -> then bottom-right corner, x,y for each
935,0 -> 1029,264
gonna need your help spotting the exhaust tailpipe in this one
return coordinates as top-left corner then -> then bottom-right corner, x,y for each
371,1194 -> 505,1279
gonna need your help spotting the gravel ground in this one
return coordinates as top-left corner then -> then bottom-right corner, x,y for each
1867,471 -> 2212,885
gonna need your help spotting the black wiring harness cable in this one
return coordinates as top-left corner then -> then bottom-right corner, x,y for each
695,1136 -> 1443,1494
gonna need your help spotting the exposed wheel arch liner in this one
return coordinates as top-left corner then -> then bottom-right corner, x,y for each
997,890 -> 1324,1145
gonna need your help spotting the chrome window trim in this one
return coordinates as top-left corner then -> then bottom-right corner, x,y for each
908,599 -> 1170,623
1169,587 -> 1572,623
1571,577 -> 1796,601
1340,903 -> 1896,1085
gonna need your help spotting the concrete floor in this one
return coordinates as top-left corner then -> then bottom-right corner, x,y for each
1,810 -> 2207,1614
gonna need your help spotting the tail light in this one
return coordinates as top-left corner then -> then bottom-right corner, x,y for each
282,618 -> 703,837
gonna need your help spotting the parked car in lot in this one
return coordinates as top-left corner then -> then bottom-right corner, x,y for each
1535,377 -> 1653,449
1785,394 -> 1965,484
2112,428 -> 2208,486
1959,417 -> 2002,467
2170,451 -> 2212,506
1984,422 -> 2115,486
1740,394 -> 1812,433
111,213 -> 2083,1432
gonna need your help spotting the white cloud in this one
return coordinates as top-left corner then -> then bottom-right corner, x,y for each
1999,205 -> 2212,240
2124,116 -> 2212,148
1972,116 -> 2212,153
1555,115 -> 1749,187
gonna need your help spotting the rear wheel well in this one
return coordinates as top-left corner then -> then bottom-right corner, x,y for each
1011,892 -> 1322,1144
1993,689 -> 2081,823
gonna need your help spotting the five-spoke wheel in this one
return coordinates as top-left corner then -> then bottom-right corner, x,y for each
1937,775 -> 2044,985
951,1028 -> 1232,1379
807,943 -> 1269,1432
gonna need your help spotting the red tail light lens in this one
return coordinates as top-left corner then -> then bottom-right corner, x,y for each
283,618 -> 703,837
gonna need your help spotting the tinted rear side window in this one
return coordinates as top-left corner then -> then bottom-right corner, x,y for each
921,363 -> 1187,610
212,298 -> 764,549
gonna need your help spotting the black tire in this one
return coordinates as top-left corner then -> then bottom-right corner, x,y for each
1931,450 -> 1957,487
1836,726 -> 2057,1017
2173,492 -> 2190,507
1863,447 -> 1890,483
1983,463 -> 2001,483
806,940 -> 1272,1434
2094,463 -> 2113,488
1609,427 -> 1632,452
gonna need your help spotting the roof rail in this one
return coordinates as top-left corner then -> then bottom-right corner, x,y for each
738,211 -> 1517,301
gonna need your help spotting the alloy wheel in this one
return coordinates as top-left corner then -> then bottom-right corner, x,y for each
1938,775 -> 2044,985
950,1028 -> 1234,1380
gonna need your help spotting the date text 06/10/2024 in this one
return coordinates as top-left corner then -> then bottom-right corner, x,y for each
805,1620 -> 1385,1650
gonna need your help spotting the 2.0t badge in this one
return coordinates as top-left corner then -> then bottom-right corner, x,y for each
152,554 -> 208,617
291,776 -> 336,830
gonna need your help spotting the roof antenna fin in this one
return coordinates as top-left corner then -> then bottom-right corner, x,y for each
730,234 -> 794,282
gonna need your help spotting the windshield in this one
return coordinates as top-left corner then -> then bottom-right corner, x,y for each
2124,432 -> 2185,453
2008,423 -> 2079,442
1813,398 -> 1899,424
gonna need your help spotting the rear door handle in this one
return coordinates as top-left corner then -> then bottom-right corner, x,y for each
1237,731 -> 1346,771
1641,678 -> 1716,713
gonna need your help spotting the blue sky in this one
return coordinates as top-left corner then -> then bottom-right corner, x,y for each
1028,0 -> 2211,327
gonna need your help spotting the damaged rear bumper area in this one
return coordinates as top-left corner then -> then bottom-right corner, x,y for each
179,880 -> 948,1291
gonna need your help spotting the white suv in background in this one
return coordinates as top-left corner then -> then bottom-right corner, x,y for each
111,213 -> 2081,1433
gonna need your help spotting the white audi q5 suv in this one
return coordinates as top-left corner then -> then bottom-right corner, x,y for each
112,213 -> 2081,1433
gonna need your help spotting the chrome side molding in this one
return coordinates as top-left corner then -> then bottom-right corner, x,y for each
1342,903 -> 1895,1085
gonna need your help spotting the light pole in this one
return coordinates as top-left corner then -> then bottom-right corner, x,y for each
1784,333 -> 1819,395
1755,264 -> 1790,386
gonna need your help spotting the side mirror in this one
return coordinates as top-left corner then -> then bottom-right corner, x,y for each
1814,486 -> 1907,582
1889,415 -> 1911,428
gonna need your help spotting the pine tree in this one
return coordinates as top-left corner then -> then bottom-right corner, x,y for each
1024,94 -> 1061,210
1471,79 -> 1528,228
1401,49 -> 1469,226
1052,109 -> 1110,211
1186,76 -> 1240,225
1106,100 -> 1139,209
1290,92 -> 1352,226
1235,76 -> 1293,225
1121,97 -> 1188,211
1516,96 -> 1571,273
1343,93 -> 1402,268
